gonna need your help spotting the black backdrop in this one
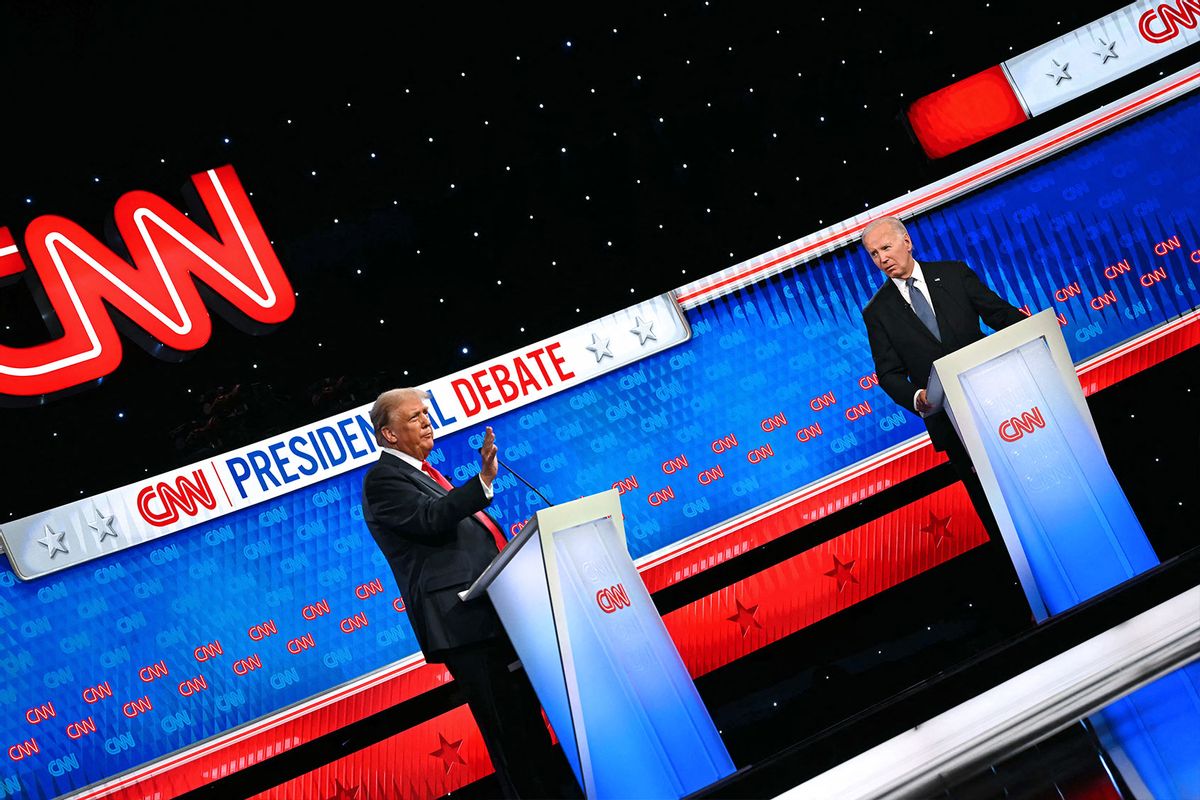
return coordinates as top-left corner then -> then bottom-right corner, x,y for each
0,0 -> 1194,534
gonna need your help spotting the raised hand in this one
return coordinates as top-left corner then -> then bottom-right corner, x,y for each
479,426 -> 499,486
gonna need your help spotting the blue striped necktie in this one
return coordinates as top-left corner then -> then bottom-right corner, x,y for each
906,277 -> 940,341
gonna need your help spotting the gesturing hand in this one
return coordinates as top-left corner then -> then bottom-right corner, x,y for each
479,426 -> 499,487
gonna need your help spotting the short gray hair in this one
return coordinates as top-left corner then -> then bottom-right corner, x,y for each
861,216 -> 908,246
369,388 -> 428,446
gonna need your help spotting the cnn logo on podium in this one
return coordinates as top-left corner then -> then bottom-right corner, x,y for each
998,407 -> 1047,442
596,584 -> 631,614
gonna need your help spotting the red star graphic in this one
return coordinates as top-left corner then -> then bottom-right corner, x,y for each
324,778 -> 363,800
430,732 -> 467,774
823,555 -> 859,592
920,511 -> 954,547
726,598 -> 764,637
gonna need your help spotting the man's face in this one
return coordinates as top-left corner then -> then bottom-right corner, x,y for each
863,224 -> 915,281
383,395 -> 435,460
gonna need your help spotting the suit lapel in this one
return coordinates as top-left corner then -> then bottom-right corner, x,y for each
923,263 -> 967,345
388,456 -> 447,497
921,263 -> 951,317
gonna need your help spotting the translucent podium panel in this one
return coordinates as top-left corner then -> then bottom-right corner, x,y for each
551,517 -> 734,800
960,337 -> 1159,614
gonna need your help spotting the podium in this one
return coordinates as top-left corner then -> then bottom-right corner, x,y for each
461,490 -> 735,800
926,309 -> 1200,799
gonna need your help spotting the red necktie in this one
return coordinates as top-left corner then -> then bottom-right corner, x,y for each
421,461 -> 507,551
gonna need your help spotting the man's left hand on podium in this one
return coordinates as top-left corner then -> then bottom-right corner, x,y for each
914,388 -> 933,414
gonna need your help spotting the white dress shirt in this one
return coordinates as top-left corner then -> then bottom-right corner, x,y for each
891,260 -> 937,316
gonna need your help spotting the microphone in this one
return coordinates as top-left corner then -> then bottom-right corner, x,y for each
480,440 -> 555,506
497,457 -> 555,507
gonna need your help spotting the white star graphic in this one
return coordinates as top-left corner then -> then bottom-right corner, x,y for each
88,507 -> 119,542
38,525 -> 69,559
585,333 -> 613,362
1093,39 -> 1118,64
630,316 -> 657,346
1045,59 -> 1071,86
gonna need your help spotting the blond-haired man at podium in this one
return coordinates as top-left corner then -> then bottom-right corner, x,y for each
362,387 -> 573,799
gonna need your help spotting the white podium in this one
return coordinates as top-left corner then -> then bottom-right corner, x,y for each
462,490 -> 735,800
926,309 -> 1199,799
925,309 -> 1159,620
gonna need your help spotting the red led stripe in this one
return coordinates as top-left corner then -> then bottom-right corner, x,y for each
663,482 -> 988,678
247,705 -> 491,800
907,65 -> 1030,159
0,227 -> 23,278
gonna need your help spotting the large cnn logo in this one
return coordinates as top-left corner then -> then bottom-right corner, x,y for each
136,469 -> 219,527
998,407 -> 1047,442
0,165 -> 293,397
1139,0 -> 1200,43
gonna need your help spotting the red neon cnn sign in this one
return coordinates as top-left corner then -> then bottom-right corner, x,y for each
0,165 -> 294,397
1139,0 -> 1200,43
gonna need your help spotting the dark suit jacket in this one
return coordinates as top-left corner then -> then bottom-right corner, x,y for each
862,260 -> 1025,451
361,454 -> 503,662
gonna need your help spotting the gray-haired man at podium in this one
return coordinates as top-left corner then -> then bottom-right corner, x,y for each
860,217 -> 1026,541
362,387 -> 576,799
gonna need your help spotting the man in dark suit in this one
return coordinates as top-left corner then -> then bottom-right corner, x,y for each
860,217 -> 1026,537
362,387 -> 570,799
